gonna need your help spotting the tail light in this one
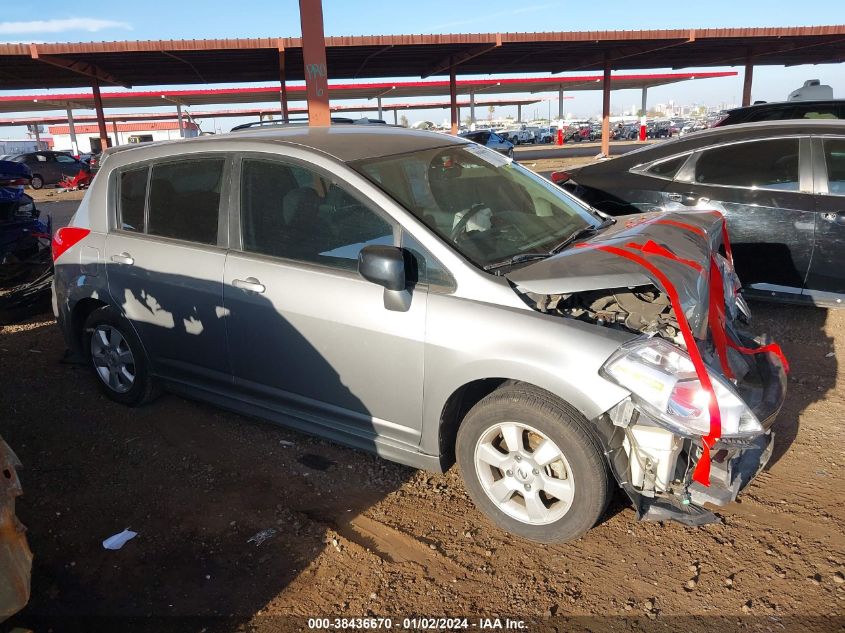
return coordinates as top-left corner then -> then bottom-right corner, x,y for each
551,171 -> 570,184
52,227 -> 90,262
0,177 -> 30,186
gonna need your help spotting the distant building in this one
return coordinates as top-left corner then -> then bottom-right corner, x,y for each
47,121 -> 200,153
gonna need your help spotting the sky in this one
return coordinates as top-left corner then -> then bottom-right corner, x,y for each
1,0 -> 844,139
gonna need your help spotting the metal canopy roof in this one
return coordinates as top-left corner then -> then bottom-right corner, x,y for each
0,97 -> 544,126
0,72 -> 734,114
0,26 -> 841,90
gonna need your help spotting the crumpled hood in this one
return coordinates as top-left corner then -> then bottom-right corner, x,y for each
506,210 -> 726,337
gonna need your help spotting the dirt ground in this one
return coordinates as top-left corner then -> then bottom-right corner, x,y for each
2,298 -> 844,631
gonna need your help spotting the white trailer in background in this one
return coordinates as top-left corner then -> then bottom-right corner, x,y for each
0,140 -> 39,156
788,80 -> 834,101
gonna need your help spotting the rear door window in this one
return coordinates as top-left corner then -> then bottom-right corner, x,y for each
118,166 -> 148,232
822,138 -> 845,195
691,139 -> 801,191
147,158 -> 225,245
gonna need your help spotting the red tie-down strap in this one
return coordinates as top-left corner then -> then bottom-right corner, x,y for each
660,214 -> 788,379
576,242 -> 722,485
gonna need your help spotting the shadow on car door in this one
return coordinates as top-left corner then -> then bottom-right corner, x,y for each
223,156 -> 427,454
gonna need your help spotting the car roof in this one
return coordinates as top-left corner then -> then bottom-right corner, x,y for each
726,99 -> 844,113
577,118 -> 845,172
101,126 -> 467,165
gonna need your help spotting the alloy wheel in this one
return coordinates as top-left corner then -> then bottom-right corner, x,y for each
90,324 -> 136,394
474,421 -> 575,525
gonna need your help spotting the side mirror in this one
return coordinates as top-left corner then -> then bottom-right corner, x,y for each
358,245 -> 406,291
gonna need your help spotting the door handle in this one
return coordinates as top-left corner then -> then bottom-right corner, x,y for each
110,252 -> 134,265
668,192 -> 705,206
232,277 -> 266,293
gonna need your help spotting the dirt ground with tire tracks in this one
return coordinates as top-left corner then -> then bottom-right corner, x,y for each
2,298 -> 844,632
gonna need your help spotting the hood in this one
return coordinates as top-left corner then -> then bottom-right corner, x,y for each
506,211 -> 726,337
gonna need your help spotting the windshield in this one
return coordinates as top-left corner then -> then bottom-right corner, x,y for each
352,144 -> 600,268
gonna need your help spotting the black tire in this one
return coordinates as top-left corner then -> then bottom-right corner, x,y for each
30,175 -> 43,190
82,306 -> 160,407
507,148 -> 514,159
456,383 -> 612,543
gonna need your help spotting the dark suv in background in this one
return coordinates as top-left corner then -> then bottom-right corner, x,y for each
7,151 -> 89,189
554,120 -> 845,307
716,99 -> 844,127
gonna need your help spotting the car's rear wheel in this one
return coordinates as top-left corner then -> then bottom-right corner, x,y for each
456,384 -> 611,543
83,306 -> 160,406
30,175 -> 43,190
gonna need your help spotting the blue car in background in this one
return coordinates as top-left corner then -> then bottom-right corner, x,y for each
459,129 -> 515,158
0,160 -> 52,325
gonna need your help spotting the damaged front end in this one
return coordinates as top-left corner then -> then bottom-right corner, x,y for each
507,210 -> 787,525
0,436 -> 31,620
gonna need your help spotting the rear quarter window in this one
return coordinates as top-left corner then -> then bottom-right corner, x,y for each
644,154 -> 689,179
118,166 -> 148,232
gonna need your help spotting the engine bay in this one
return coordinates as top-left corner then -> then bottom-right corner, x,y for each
524,285 -> 683,344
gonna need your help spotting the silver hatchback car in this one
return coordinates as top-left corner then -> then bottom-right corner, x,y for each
52,126 -> 787,543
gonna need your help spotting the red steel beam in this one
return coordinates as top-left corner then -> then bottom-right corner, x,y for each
29,44 -> 129,88
742,54 -> 754,106
601,56 -> 611,157
449,63 -> 457,135
91,77 -> 110,149
423,35 -> 502,79
299,0 -> 331,126
278,45 -> 289,122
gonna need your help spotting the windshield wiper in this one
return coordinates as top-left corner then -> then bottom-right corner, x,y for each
483,252 -> 551,272
549,217 -> 615,255
483,217 -> 615,273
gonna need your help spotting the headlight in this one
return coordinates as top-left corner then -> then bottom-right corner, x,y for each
601,337 -> 763,438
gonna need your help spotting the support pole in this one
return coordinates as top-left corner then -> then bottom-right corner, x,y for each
470,91 -> 476,125
601,57 -> 611,158
742,54 -> 754,107
33,125 -> 42,150
66,105 -> 79,155
92,77 -> 109,151
279,48 -> 289,122
517,104 -> 522,123
558,86 -> 564,120
393,109 -> 398,125
111,121 -> 120,146
300,0 -> 331,126
639,86 -> 648,141
449,62 -> 458,135
377,97 -> 383,120
176,103 -> 185,138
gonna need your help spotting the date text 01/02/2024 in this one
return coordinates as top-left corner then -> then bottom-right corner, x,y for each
306,617 -> 527,629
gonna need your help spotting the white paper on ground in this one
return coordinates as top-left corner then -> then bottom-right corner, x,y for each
102,528 -> 138,550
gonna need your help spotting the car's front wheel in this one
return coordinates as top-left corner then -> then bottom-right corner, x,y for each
456,384 -> 611,543
83,306 -> 160,406
29,174 -> 43,190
